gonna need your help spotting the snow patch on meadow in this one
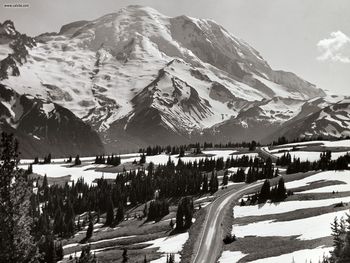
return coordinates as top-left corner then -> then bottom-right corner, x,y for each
233,209 -> 348,240
31,163 -> 117,185
143,232 -> 189,263
248,246 -> 332,263
218,251 -> 247,263
273,151 -> 349,162
26,150 -> 240,184
285,170 -> 350,193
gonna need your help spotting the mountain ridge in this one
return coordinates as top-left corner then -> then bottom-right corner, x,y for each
0,5 -> 344,155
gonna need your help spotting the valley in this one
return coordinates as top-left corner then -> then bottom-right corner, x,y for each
18,138 -> 350,262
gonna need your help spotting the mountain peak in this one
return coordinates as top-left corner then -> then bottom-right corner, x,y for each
0,7 -> 329,151
120,4 -> 162,14
0,20 -> 17,37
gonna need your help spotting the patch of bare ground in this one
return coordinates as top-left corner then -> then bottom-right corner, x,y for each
282,170 -> 320,183
288,191 -> 350,201
95,247 -> 160,263
234,202 -> 350,225
62,204 -> 178,261
290,180 -> 346,193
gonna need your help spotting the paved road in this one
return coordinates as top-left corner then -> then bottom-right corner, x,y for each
192,181 -> 264,263
258,146 -> 278,162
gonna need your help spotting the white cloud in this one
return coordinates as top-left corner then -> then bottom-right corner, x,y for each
317,31 -> 350,63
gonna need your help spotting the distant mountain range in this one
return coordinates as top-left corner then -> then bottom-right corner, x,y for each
0,5 -> 348,157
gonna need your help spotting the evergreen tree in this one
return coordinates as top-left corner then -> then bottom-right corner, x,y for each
222,171 -> 228,186
46,236 -> 57,263
167,254 -> 175,263
276,177 -> 287,200
56,242 -> 63,261
86,217 -> 94,240
122,248 -> 128,263
105,197 -> 114,226
140,153 -> 146,164
175,201 -> 184,230
78,245 -> 97,263
75,155 -> 82,165
42,174 -> 49,199
116,204 -> 124,224
209,172 -> 219,193
330,217 -> 343,261
0,133 -> 40,262
202,175 -> 208,193
258,180 -> 271,203
27,163 -> 33,174
176,197 -> 194,230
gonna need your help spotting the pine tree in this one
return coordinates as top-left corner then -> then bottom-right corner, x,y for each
75,155 -> 82,165
78,245 -> 97,263
176,197 -> 194,230
116,204 -> 124,224
86,217 -> 94,240
0,133 -> 40,262
326,213 -> 350,262
202,175 -> 208,193
46,235 -> 57,263
42,174 -> 49,199
140,153 -> 146,164
122,248 -> 128,263
167,254 -> 175,263
56,242 -> 63,261
276,177 -> 287,200
27,163 -> 33,174
105,197 -> 114,226
222,171 -> 228,186
330,217 -> 343,261
258,180 -> 271,203
176,202 -> 184,230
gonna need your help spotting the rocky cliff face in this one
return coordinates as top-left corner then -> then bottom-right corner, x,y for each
0,84 -> 104,157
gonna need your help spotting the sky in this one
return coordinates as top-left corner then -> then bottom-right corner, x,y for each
1,0 -> 349,95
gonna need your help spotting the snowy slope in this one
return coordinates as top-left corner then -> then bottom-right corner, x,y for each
0,6 -> 329,151
0,84 -> 104,157
266,99 -> 350,141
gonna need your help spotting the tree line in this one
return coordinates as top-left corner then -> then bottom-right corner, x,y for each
240,178 -> 288,206
138,140 -> 260,156
276,151 -> 350,174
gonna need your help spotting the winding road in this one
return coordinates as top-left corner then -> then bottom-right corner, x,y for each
192,181 -> 264,263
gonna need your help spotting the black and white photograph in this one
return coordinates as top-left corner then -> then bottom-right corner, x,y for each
0,0 -> 350,262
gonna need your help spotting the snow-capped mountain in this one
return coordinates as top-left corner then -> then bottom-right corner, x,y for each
1,5 -> 344,155
0,84 -> 104,157
265,98 -> 350,142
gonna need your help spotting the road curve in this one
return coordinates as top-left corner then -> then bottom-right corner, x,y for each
258,146 -> 278,162
192,182 -> 264,263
